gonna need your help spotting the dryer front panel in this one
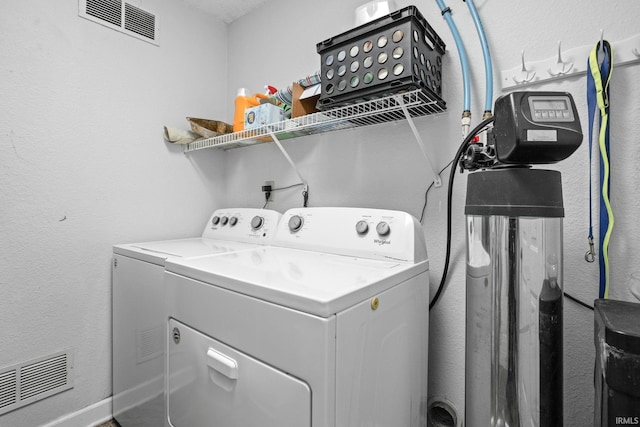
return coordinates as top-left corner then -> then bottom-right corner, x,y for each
167,319 -> 311,427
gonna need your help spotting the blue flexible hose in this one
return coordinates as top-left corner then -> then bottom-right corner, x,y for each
465,0 -> 493,113
435,0 -> 471,112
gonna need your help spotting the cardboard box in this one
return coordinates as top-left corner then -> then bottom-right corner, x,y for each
244,103 -> 285,130
291,82 -> 321,118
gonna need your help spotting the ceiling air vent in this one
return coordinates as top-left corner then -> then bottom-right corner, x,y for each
79,0 -> 160,46
0,349 -> 74,416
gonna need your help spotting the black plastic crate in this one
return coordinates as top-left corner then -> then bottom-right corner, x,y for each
316,5 -> 446,110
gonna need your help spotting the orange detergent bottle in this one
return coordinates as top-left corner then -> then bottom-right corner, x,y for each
233,88 -> 268,132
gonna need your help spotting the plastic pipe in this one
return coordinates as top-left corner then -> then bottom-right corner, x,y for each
435,0 -> 471,112
465,0 -> 494,116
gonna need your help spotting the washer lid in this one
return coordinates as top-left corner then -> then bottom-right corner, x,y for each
113,238 -> 259,266
165,246 -> 429,317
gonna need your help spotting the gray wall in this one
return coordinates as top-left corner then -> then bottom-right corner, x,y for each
0,0 -> 228,425
2,0 -> 639,425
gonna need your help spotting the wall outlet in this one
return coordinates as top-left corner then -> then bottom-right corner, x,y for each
263,180 -> 274,201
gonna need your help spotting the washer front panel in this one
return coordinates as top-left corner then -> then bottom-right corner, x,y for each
165,272 -> 337,427
168,319 -> 311,427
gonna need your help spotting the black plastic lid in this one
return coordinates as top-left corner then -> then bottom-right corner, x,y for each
595,299 -> 640,355
465,168 -> 564,217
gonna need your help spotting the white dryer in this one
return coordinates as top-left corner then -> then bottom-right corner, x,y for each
164,207 -> 430,427
112,208 -> 281,427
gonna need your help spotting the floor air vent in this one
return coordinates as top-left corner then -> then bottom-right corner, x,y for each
79,0 -> 160,45
0,349 -> 74,416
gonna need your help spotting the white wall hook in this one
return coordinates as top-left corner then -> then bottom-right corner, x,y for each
597,29 -> 606,64
513,50 -> 536,84
547,41 -> 574,76
501,32 -> 640,91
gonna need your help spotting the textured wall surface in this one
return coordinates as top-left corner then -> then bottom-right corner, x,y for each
0,1 -> 228,425
2,0 -> 640,426
224,1 -> 640,426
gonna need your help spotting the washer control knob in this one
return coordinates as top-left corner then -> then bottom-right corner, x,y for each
220,216 -> 229,226
288,215 -> 304,232
355,220 -> 369,235
376,221 -> 391,236
211,216 -> 220,225
229,216 -> 238,226
250,215 -> 264,230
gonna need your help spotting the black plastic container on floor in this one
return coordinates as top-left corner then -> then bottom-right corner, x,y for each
594,299 -> 640,427
316,5 -> 446,110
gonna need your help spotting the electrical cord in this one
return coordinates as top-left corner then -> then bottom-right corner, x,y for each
420,160 -> 453,223
429,117 -> 495,311
262,182 -> 308,208
564,292 -> 594,311
272,183 -> 305,192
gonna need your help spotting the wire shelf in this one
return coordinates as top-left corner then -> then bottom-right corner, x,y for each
183,89 -> 446,152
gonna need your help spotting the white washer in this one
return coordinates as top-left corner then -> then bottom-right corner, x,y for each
112,208 -> 281,427
164,207 -> 430,427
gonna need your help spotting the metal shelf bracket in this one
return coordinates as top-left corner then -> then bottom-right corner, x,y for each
268,130 -> 306,186
396,95 -> 442,187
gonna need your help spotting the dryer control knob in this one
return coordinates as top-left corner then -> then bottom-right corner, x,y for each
229,216 -> 238,226
355,220 -> 369,235
211,216 -> 220,225
288,215 -> 304,232
376,221 -> 391,236
220,216 -> 229,226
250,216 -> 264,230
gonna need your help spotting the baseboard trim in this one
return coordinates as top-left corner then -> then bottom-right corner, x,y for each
40,397 -> 113,427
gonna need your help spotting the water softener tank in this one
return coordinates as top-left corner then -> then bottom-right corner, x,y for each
465,167 -> 564,427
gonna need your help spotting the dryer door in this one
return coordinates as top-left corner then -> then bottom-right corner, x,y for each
168,319 -> 311,427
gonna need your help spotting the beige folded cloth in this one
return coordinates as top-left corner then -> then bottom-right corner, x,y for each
163,127 -> 201,145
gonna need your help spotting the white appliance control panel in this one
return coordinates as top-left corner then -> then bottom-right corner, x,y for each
275,207 -> 427,263
202,208 -> 281,244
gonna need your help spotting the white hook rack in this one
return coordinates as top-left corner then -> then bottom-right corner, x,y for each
501,32 -> 640,90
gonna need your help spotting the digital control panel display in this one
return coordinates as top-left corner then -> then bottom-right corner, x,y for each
528,95 -> 574,122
